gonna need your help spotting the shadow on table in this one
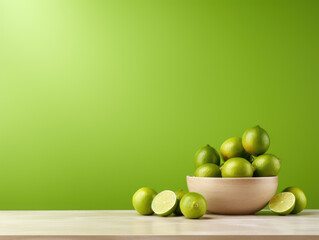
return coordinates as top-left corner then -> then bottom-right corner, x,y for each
256,210 -> 313,216
199,216 -> 215,220
255,211 -> 276,216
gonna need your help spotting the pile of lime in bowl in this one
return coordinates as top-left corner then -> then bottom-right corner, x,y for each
193,125 -> 306,215
194,125 -> 279,178
132,125 -> 307,218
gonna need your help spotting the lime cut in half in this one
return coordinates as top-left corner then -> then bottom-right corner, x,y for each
269,192 -> 296,215
151,190 -> 177,216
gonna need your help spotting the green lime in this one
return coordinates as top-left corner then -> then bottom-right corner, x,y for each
242,125 -> 270,156
180,192 -> 207,219
151,190 -> 177,216
174,189 -> 187,216
194,163 -> 221,177
221,157 -> 254,177
269,192 -> 296,215
220,137 -> 246,161
283,187 -> 307,214
252,154 -> 280,177
194,144 -> 220,168
132,187 -> 157,215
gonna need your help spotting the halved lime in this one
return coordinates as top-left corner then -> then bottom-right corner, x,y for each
269,192 -> 296,215
151,190 -> 177,216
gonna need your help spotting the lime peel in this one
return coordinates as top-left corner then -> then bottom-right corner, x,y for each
283,187 -> 307,214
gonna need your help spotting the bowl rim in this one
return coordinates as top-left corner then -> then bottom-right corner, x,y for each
187,175 -> 278,180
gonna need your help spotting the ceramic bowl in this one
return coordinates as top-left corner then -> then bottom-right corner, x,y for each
186,175 -> 278,214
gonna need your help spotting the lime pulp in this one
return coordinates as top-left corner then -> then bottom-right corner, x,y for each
151,190 -> 177,216
269,192 -> 296,215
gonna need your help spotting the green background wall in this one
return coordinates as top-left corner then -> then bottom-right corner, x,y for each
0,0 -> 318,210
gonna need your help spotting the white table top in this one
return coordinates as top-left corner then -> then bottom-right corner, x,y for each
0,210 -> 318,239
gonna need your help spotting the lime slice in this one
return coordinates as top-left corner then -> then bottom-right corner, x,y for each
269,192 -> 296,215
151,190 -> 177,216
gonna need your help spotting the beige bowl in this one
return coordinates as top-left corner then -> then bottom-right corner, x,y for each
187,175 -> 278,215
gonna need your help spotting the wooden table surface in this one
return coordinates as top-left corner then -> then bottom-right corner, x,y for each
0,210 -> 318,240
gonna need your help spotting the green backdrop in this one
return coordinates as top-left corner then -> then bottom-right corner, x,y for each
0,0 -> 318,210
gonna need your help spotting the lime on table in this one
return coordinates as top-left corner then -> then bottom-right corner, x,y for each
132,187 -> 157,215
180,192 -> 207,219
283,187 -> 307,214
269,192 -> 296,215
174,189 -> 187,216
151,190 -> 177,216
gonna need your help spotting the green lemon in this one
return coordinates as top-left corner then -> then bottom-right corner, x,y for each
194,163 -> 221,177
252,154 -> 280,177
283,187 -> 307,214
242,125 -> 270,156
269,192 -> 296,215
194,144 -> 220,168
174,189 -> 187,216
221,157 -> 254,177
180,192 -> 207,219
132,187 -> 157,215
220,137 -> 246,161
151,190 -> 177,216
